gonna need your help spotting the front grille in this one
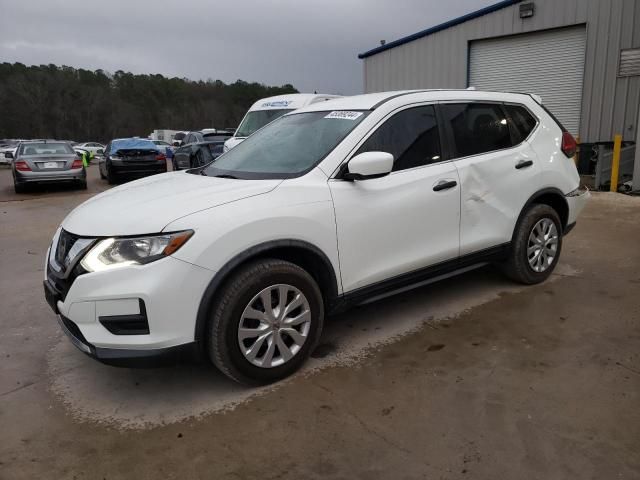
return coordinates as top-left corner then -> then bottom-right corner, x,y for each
55,229 -> 81,268
48,228 -> 93,301
47,262 -> 86,301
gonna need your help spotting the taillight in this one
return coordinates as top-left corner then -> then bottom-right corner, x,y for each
15,160 -> 31,171
71,159 -> 83,169
156,154 -> 166,161
561,131 -> 577,158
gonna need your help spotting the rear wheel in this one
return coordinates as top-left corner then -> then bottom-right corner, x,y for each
207,259 -> 324,385
78,180 -> 88,190
501,204 -> 562,284
13,182 -> 26,194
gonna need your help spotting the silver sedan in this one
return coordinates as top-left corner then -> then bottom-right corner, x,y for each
9,141 -> 87,193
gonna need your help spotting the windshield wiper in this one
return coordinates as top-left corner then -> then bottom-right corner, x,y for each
213,174 -> 240,179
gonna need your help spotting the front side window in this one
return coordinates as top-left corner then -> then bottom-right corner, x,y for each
202,111 -> 368,179
440,103 -> 511,158
504,104 -> 538,144
355,105 -> 441,172
234,109 -> 294,138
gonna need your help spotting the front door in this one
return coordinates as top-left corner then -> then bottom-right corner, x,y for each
329,104 -> 461,293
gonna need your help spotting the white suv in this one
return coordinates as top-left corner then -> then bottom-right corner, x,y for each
44,90 -> 589,385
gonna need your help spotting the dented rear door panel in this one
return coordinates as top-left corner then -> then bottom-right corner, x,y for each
454,142 -> 540,255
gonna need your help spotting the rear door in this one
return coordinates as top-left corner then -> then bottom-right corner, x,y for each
439,102 -> 541,255
329,104 -> 461,293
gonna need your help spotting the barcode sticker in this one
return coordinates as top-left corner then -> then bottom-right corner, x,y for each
324,111 -> 363,120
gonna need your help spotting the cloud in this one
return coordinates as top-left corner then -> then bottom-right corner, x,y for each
0,0 -> 495,94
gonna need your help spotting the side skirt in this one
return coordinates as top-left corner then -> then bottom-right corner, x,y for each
332,243 -> 510,313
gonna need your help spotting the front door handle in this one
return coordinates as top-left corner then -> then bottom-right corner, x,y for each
515,160 -> 534,169
433,180 -> 457,192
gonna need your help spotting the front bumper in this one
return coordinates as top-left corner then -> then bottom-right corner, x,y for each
55,312 -> 197,367
45,251 -> 214,365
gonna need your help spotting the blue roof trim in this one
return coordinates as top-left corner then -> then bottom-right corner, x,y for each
358,0 -> 523,59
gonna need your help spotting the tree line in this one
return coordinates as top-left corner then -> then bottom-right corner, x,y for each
0,62 -> 298,142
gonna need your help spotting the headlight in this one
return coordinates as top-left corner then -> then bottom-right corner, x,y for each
80,230 -> 193,272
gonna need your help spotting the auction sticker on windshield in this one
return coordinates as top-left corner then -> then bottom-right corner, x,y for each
324,111 -> 364,120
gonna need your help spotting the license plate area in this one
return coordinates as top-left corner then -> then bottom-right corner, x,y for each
43,162 -> 60,169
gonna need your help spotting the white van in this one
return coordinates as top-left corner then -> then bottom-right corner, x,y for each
223,93 -> 340,152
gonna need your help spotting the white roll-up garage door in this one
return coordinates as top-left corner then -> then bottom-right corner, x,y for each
469,25 -> 586,135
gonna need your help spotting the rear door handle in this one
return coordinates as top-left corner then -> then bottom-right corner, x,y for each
433,180 -> 457,192
515,160 -> 534,169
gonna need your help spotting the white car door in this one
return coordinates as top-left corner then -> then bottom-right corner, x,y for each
329,104 -> 461,293
439,102 -> 541,255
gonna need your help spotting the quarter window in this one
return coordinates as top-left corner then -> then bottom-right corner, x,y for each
356,105 -> 441,172
504,104 -> 537,144
440,103 -> 511,157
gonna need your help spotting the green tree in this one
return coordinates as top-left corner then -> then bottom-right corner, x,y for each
0,63 -> 298,142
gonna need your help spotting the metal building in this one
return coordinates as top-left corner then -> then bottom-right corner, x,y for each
358,0 -> 640,144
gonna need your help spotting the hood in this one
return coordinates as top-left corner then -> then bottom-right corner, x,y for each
62,171 -> 281,236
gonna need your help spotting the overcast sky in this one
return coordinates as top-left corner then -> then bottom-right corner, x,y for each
0,0 -> 495,95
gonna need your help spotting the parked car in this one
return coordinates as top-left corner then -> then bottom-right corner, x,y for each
172,131 -> 187,147
223,93 -> 340,152
9,140 -> 86,193
98,138 -> 166,184
181,130 -> 232,147
151,140 -> 174,153
172,140 -> 227,170
0,139 -> 25,165
75,142 -> 105,156
44,90 -> 588,385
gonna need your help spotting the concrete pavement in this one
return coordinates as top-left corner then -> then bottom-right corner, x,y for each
1,166 -> 639,479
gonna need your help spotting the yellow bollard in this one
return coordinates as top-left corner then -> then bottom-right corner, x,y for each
610,134 -> 622,192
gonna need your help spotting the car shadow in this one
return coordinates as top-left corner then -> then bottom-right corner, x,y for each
47,264 -> 547,429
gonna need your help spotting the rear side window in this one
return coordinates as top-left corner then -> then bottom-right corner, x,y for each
356,105 -> 441,172
440,103 -> 511,158
504,104 -> 537,144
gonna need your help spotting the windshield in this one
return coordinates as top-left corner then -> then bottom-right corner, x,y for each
202,110 -> 368,179
19,142 -> 74,155
234,109 -> 293,138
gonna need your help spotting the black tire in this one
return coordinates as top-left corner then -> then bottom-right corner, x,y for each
99,167 -> 106,179
107,166 -> 118,185
14,182 -> 26,194
78,180 -> 88,190
501,204 -> 563,284
207,259 -> 324,386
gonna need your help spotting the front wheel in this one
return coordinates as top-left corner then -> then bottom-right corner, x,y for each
207,259 -> 324,385
106,166 -> 118,185
501,204 -> 562,284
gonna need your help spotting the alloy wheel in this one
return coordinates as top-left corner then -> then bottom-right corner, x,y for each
237,284 -> 311,368
527,218 -> 559,273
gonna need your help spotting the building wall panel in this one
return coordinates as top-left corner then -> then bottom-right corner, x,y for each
362,0 -> 640,143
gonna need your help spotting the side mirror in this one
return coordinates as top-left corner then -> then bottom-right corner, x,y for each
343,151 -> 394,181
4,151 -> 14,159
